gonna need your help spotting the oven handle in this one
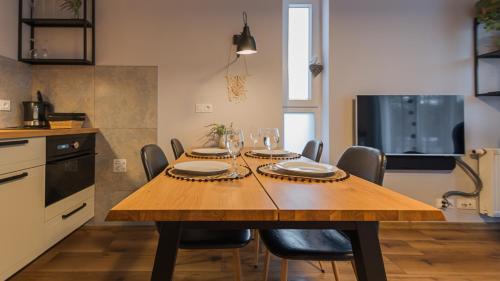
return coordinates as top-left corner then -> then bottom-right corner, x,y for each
62,203 -> 87,220
47,152 -> 95,164
0,140 -> 29,148
0,172 -> 29,185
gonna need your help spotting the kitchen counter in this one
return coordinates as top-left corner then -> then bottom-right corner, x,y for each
0,128 -> 99,140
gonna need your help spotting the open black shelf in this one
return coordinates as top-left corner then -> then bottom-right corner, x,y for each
477,91 -> 500,96
18,0 -> 95,65
22,18 -> 92,28
478,49 -> 500,59
474,19 -> 500,97
20,58 -> 93,65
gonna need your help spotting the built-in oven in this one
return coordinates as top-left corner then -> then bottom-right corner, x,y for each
45,134 -> 95,207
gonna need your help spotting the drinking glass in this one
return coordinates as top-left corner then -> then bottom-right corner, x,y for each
249,130 -> 260,149
260,128 -> 280,162
225,129 -> 244,175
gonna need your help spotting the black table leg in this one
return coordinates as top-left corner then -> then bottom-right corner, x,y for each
151,222 -> 182,281
346,222 -> 387,281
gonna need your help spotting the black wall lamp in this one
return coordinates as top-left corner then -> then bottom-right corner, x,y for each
233,12 -> 257,56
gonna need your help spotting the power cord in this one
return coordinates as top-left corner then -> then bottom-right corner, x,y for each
440,150 -> 486,210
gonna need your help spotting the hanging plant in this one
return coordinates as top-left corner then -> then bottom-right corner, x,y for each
60,0 -> 82,19
476,0 -> 500,31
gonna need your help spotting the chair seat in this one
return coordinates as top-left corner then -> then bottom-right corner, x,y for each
260,229 -> 353,261
180,229 -> 252,249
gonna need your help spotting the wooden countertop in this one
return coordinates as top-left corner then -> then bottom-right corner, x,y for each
0,128 -> 99,139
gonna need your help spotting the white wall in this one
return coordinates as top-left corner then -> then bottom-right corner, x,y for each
330,0 -> 500,221
95,0 -> 283,160
0,0 -> 19,59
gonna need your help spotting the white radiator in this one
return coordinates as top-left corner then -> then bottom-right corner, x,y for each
479,149 -> 500,217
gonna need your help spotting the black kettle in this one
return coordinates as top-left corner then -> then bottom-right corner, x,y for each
22,91 -> 52,128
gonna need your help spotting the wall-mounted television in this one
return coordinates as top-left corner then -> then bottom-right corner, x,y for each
356,95 -> 465,156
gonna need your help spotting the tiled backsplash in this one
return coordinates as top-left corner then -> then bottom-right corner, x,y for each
32,65 -> 158,224
0,55 -> 32,128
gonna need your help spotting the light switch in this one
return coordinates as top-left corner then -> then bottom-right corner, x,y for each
195,104 -> 214,113
113,159 -> 127,173
0,99 -> 11,111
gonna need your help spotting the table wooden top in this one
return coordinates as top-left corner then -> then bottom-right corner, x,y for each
107,150 -> 445,222
106,157 -> 278,222
243,154 -> 445,222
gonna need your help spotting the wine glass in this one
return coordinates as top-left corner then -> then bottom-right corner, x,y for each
224,128 -> 244,175
249,130 -> 260,149
260,128 -> 280,162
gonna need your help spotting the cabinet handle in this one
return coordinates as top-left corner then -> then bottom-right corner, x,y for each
0,140 -> 29,147
0,172 -> 29,185
62,203 -> 87,220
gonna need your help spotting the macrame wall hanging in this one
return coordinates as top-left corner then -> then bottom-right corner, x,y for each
225,46 -> 250,103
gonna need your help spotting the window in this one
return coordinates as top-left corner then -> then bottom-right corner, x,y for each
284,112 -> 316,153
283,0 -> 323,154
288,6 -> 311,101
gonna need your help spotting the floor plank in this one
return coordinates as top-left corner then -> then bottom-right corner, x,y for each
9,225 -> 500,281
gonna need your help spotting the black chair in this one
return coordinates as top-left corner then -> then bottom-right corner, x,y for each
140,144 -> 251,281
302,140 -> 323,162
171,138 -> 185,160
337,146 -> 386,186
259,146 -> 387,281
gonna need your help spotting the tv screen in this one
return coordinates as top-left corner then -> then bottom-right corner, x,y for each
356,95 -> 465,156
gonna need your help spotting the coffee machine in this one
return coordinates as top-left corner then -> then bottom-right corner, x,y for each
22,91 -> 52,128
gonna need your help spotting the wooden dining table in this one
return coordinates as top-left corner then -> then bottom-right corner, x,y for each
107,150 -> 445,281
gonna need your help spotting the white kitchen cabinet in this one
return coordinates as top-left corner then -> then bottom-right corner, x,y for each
0,138 -> 45,175
0,135 -> 94,280
0,166 -> 45,280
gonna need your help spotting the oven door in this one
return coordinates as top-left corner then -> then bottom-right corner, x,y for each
45,152 -> 95,207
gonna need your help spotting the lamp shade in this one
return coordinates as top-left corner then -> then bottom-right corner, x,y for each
236,26 -> 257,55
235,13 -> 257,55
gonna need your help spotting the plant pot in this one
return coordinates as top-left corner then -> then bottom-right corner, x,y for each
218,136 -> 226,149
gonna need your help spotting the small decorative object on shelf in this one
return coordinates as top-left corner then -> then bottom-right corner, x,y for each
18,0 -> 95,65
476,0 -> 500,35
59,0 -> 83,19
474,1 -> 500,96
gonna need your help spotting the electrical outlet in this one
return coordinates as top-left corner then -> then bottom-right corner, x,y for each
195,104 -> 214,113
435,198 -> 455,209
0,99 -> 11,111
456,198 -> 477,210
113,159 -> 127,173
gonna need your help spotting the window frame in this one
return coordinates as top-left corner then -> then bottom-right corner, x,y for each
283,0 -> 323,151
283,0 -> 322,108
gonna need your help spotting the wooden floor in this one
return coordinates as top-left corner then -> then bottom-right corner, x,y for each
9,224 -> 500,281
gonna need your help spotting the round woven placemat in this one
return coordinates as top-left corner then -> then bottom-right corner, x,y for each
185,151 -> 232,160
256,164 -> 350,183
165,165 -> 252,182
244,151 -> 301,160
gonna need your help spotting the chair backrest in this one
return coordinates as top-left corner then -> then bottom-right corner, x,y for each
302,140 -> 323,162
171,138 -> 185,160
141,144 -> 169,182
337,146 -> 386,185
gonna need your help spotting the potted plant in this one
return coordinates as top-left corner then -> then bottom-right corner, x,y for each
476,0 -> 500,46
60,0 -> 82,19
205,123 -> 233,148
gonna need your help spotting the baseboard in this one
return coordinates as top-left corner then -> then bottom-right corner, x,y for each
380,221 -> 500,230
